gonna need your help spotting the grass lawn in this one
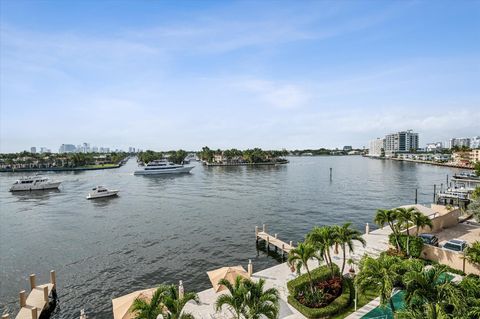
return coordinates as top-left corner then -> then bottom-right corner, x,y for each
330,288 -> 378,319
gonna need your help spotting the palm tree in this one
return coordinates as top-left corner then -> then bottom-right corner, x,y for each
374,209 -> 400,250
395,207 -> 418,256
332,223 -> 366,274
287,242 -> 321,293
131,285 -> 168,319
242,278 -> 280,319
355,255 -> 401,312
410,211 -> 433,236
464,241 -> 480,265
215,276 -> 248,319
402,265 -> 465,319
459,275 -> 480,319
306,226 -> 336,277
160,284 -> 198,319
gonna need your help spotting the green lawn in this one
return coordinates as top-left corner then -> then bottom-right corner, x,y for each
330,288 -> 378,319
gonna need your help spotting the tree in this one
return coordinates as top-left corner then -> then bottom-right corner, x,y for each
215,276 -> 248,319
465,241 -> 480,265
401,265 -> 464,319
131,286 -> 168,319
395,207 -> 418,256
459,275 -> 480,319
306,226 -> 336,278
332,223 -> 366,274
475,162 -> 480,177
160,284 -> 198,319
242,278 -> 280,319
355,255 -> 401,312
410,211 -> 433,236
287,242 -> 321,293
374,209 -> 400,250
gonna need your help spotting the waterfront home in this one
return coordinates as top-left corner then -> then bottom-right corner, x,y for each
453,149 -> 480,166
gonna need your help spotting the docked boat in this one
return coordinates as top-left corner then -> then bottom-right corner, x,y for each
133,160 -> 194,175
9,175 -> 62,192
86,186 -> 119,199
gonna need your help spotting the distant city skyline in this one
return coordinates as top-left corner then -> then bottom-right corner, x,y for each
1,1 -> 479,153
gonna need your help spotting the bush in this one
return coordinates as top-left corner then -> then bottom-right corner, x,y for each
388,233 -> 423,257
465,241 -> 480,265
287,265 -> 353,318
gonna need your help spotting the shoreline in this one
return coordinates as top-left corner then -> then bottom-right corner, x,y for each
367,156 -> 474,169
0,164 -> 121,173
204,160 -> 289,167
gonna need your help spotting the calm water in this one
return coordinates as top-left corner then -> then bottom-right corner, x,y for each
0,156 -> 463,318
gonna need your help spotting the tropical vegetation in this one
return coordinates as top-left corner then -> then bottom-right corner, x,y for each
215,276 -> 279,319
198,146 -> 288,164
465,241 -> 480,265
131,284 -> 198,319
137,149 -> 189,164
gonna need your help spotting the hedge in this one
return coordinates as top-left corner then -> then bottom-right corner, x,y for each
389,233 -> 423,257
287,265 -> 354,318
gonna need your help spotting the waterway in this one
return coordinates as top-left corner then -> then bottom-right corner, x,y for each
0,156 -> 465,318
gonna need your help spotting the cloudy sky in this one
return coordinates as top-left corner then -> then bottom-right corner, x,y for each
1,1 -> 479,152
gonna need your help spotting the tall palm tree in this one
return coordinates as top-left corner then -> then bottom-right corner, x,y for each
355,255 -> 401,312
131,285 -> 169,319
215,276 -> 248,319
374,209 -> 400,250
332,223 -> 366,274
242,278 -> 280,319
410,211 -> 433,236
395,207 -> 418,256
306,226 -> 336,277
287,242 -> 321,293
459,275 -> 480,319
402,265 -> 465,319
160,284 -> 198,319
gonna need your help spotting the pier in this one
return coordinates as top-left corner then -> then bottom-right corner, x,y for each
255,224 -> 294,257
8,271 -> 57,319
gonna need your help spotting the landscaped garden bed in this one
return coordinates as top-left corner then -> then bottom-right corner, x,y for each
287,265 -> 353,318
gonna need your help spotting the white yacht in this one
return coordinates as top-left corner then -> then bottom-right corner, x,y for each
10,175 -> 62,192
134,160 -> 194,175
86,186 -> 119,199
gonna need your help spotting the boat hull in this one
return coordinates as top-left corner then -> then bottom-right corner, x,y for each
86,191 -> 119,199
134,166 -> 194,175
9,182 -> 62,192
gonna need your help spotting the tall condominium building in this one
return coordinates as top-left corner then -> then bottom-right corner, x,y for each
470,136 -> 480,149
59,144 -> 77,153
384,130 -> 419,155
368,138 -> 385,157
449,137 -> 471,149
30,147 -> 36,154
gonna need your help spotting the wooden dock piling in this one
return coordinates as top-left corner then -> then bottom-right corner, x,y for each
14,270 -> 57,319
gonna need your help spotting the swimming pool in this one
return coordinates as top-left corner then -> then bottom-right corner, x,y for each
361,291 -> 405,319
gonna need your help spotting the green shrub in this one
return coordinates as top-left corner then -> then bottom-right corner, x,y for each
388,233 -> 423,257
287,265 -> 353,318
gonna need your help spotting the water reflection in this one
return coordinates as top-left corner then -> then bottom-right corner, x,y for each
11,189 -> 61,202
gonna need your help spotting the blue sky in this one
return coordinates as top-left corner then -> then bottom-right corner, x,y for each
1,1 -> 479,152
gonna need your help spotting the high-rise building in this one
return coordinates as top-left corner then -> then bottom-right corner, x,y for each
384,130 -> 419,155
449,137 -> 470,149
59,144 -> 76,153
30,147 -> 36,154
40,147 -> 49,154
470,136 -> 480,149
368,138 -> 385,157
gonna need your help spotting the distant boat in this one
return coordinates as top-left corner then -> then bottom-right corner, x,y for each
133,160 -> 194,175
10,175 -> 62,192
86,186 -> 119,199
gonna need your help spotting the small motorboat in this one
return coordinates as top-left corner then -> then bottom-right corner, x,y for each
86,186 -> 119,199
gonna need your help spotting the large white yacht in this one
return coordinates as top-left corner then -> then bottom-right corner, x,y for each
86,186 -> 119,199
10,175 -> 62,192
134,160 -> 194,175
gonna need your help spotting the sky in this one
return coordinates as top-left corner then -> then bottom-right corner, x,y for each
0,0 -> 479,153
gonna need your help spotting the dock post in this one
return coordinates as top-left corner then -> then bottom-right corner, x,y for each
31,307 -> 37,319
365,223 -> 370,234
281,244 -> 285,258
266,236 -> 270,250
178,280 -> 184,299
255,226 -> 259,243
330,168 -> 332,181
50,270 -> 56,288
274,233 -> 277,239
433,184 -> 436,203
43,286 -> 49,302
289,241 -> 293,248
262,224 -> 266,233
19,290 -> 26,307
415,188 -> 418,204
441,183 -> 443,193
248,259 -> 253,276
446,174 -> 449,187
29,274 -> 36,290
